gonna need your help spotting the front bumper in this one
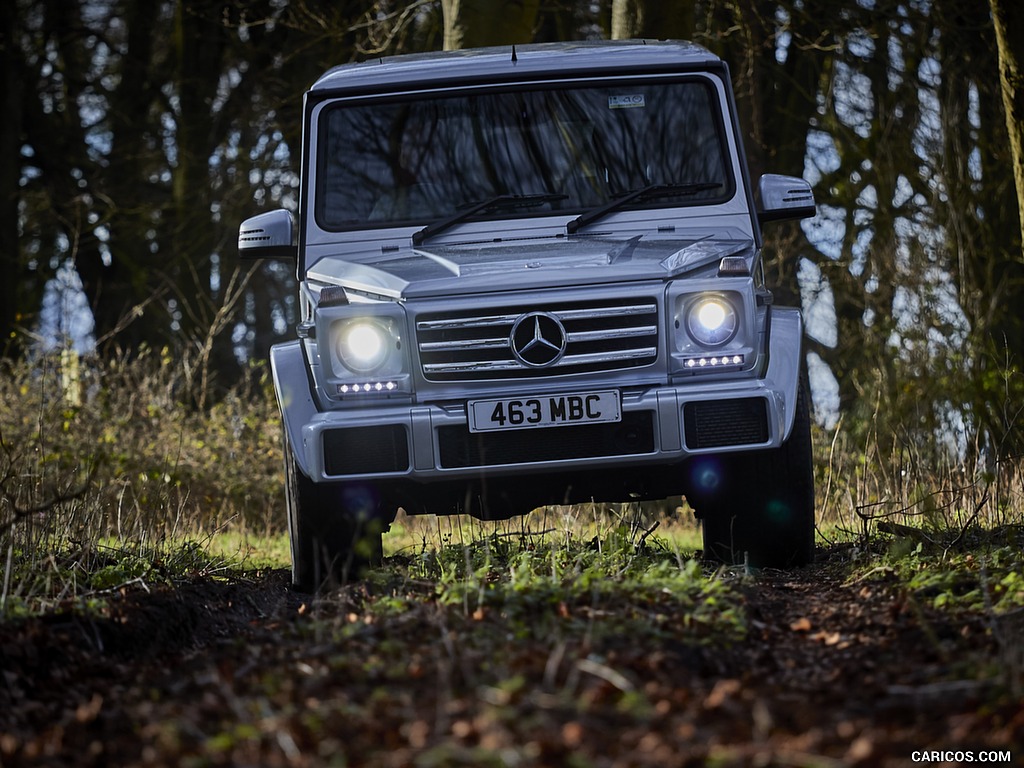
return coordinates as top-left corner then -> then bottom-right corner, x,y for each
271,309 -> 804,486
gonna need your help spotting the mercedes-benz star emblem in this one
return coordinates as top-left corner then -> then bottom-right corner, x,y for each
510,312 -> 567,368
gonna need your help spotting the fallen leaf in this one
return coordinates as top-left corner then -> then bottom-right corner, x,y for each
704,678 -> 742,709
811,630 -> 843,646
846,735 -> 874,762
75,694 -> 103,724
562,721 -> 583,748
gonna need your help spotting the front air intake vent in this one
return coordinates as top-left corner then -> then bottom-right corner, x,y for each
683,398 -> 769,450
323,425 -> 409,476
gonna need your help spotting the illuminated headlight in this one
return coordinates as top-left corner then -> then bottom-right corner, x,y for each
685,296 -> 738,347
317,306 -> 411,400
669,283 -> 756,377
335,319 -> 399,374
333,319 -> 401,378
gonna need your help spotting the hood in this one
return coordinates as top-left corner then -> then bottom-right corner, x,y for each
305,235 -> 755,300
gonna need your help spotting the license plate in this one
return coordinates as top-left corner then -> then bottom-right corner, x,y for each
468,391 -> 621,433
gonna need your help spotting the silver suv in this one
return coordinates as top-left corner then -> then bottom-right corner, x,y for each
239,40 -> 817,590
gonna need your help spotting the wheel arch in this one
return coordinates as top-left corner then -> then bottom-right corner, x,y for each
764,306 -> 804,443
271,340 -> 319,479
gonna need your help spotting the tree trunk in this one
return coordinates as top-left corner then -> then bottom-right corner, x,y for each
441,0 -> 539,50
78,0 -> 165,354
990,0 -> 1024,259
702,1 -> 831,310
610,0 -> 693,41
943,0 -> 1024,453
0,5 -> 25,356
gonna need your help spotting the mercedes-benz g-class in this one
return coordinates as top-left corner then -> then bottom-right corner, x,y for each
239,40 -> 817,590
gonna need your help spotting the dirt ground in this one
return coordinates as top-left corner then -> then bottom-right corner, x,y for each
1,547 -> 1021,767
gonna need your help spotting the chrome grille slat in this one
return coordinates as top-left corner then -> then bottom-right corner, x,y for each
417,314 -> 522,331
416,297 -> 660,381
423,360 -> 525,373
556,304 -> 657,320
423,347 -> 658,374
567,326 -> 657,343
554,348 -> 658,367
419,337 -> 510,352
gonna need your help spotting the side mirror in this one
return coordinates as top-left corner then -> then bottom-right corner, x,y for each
757,174 -> 816,225
238,209 -> 296,260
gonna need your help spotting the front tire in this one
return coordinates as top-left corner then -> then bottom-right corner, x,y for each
283,431 -> 388,592
695,380 -> 815,569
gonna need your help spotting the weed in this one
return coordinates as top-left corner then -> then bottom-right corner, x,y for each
0,350 -> 285,615
2,344 -> 1024,642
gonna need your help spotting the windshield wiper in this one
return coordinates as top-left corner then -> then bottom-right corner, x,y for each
412,193 -> 568,246
565,182 -> 724,235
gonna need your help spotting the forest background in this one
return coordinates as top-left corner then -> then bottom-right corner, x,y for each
4,6 -> 1024,763
2,0 -> 1024,534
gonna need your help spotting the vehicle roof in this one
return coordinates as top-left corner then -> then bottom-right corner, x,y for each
310,39 -> 721,94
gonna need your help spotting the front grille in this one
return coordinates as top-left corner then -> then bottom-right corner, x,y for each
438,412 -> 655,468
416,297 -> 659,381
683,398 -> 769,450
323,425 -> 409,476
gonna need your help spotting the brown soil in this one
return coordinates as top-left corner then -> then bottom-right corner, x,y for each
1,549 -> 1021,767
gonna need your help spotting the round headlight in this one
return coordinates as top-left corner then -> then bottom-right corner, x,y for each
686,296 -> 738,347
337,320 -> 391,373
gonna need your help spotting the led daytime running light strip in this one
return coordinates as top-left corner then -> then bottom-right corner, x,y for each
684,354 -> 745,370
338,381 -> 399,394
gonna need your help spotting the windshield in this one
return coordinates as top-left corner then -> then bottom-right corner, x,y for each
317,78 -> 734,231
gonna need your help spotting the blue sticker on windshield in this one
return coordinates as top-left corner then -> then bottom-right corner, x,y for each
609,95 -> 646,109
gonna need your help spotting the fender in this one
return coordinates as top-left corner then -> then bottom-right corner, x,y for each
270,341 -> 319,478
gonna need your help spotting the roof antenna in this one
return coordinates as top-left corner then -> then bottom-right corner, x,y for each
511,45 -> 518,63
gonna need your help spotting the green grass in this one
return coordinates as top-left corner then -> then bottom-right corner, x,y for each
850,524 -> 1024,614
385,504 -> 704,560
2,348 -> 1023,629
371,520 -> 746,647
202,529 -> 292,570
0,537 -> 252,619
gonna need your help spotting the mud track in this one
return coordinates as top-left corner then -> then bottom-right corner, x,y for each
1,550 -> 1020,766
